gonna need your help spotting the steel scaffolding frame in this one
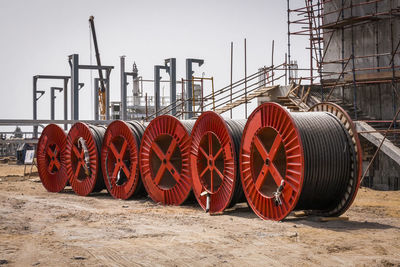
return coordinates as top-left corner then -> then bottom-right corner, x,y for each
287,0 -> 400,115
288,0 -> 400,186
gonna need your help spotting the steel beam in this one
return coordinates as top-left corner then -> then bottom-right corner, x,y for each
50,88 -> 54,120
0,119 -> 112,126
63,79 -> 68,130
50,87 -> 63,120
185,58 -> 204,119
70,54 -> 79,120
120,56 -> 127,120
33,77 -> 38,137
34,75 -> 70,80
94,78 -> 99,120
120,57 -> 139,120
165,58 -> 177,116
0,139 -> 38,144
106,70 -> 111,120
154,65 -> 168,116
78,65 -> 114,70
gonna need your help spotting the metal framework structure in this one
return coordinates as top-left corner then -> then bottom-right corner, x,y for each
69,54 -> 114,121
287,0 -> 400,188
145,64 -> 288,121
33,75 -> 70,136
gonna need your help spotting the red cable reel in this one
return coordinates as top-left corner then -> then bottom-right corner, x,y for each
65,122 -> 106,196
101,120 -> 146,199
37,124 -> 68,192
240,102 -> 361,221
190,111 -> 245,213
139,115 -> 194,205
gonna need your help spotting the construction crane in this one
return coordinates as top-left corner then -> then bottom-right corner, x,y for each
89,16 -> 107,120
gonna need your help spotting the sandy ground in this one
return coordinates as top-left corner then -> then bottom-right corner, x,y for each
0,164 -> 400,267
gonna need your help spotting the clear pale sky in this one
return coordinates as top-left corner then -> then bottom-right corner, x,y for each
0,0 -> 308,129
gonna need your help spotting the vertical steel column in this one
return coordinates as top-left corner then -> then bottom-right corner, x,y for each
375,0 -> 382,119
285,53 -> 288,86
51,87 -> 55,120
63,78 -> 68,130
154,65 -> 165,116
50,87 -> 63,121
145,93 -> 148,120
186,58 -> 193,119
389,0 -> 397,127
154,66 -> 160,116
244,38 -> 248,119
316,0 -> 324,100
165,58 -> 176,116
94,78 -> 99,120
181,78 -> 185,118
350,1 -> 358,120
271,40 -> 274,86
70,54 -> 79,120
106,70 -> 111,120
200,77 -> 204,112
33,77 -> 38,138
120,56 -> 127,120
132,63 -> 139,106
186,59 -> 193,119
308,2 -> 313,87
287,0 -> 291,83
341,0 -> 345,103
230,42 -> 233,119
185,58 -> 204,119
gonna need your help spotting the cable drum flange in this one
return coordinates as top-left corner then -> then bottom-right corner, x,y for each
101,120 -> 146,200
190,111 -> 245,213
240,102 -> 361,221
37,124 -> 68,192
66,122 -> 106,196
139,115 -> 194,205
240,103 -> 303,220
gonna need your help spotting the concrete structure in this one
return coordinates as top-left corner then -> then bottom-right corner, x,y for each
322,0 -> 400,120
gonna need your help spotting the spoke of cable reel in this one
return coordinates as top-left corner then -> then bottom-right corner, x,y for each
72,144 -> 86,179
151,138 -> 180,184
47,146 -> 61,172
253,134 -> 284,190
109,140 -> 130,181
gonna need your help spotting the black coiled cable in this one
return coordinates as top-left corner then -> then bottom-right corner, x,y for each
291,112 -> 355,212
225,119 -> 247,207
126,120 -> 147,196
180,120 -> 196,203
89,124 -> 107,192
180,120 -> 196,135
